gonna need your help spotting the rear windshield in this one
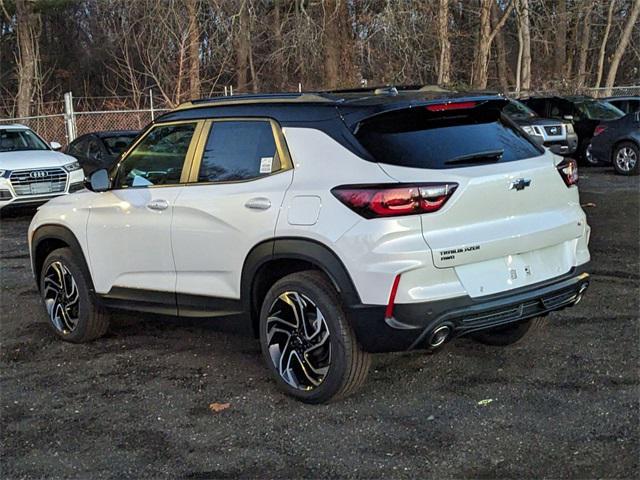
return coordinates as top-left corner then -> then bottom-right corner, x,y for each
355,106 -> 543,169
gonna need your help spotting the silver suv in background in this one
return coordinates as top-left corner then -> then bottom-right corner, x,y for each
503,100 -> 578,156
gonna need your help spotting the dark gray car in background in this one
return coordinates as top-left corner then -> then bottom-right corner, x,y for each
588,112 -> 640,176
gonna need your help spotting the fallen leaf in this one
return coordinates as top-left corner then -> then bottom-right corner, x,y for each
209,402 -> 231,413
477,398 -> 494,406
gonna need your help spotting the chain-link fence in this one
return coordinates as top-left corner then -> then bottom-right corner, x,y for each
0,91 -> 177,146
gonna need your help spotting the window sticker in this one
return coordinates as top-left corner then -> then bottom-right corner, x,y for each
260,157 -> 273,174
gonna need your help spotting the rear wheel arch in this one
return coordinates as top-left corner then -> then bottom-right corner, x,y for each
32,225 -> 93,292
611,138 -> 639,161
241,238 -> 361,334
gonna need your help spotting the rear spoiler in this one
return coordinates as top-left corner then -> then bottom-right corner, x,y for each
340,97 -> 510,132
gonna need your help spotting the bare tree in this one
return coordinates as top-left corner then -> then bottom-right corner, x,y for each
471,0 -> 514,89
14,0 -> 40,117
437,0 -> 451,85
492,0 -> 510,91
575,2 -> 594,89
554,0 -> 567,81
604,0 -> 640,95
187,0 -> 200,99
594,0 -> 616,89
515,0 -> 531,93
234,0 -> 250,92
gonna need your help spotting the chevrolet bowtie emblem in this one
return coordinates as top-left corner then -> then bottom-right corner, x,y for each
510,178 -> 532,191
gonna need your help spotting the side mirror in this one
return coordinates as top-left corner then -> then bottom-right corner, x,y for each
563,115 -> 574,121
50,141 -> 62,151
85,168 -> 110,192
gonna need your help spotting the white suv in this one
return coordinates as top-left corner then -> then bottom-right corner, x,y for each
1,124 -> 84,209
28,92 -> 591,403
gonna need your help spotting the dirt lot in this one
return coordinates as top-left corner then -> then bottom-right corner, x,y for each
1,167 -> 638,479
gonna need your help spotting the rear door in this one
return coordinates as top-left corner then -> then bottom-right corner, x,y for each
171,118 -> 293,314
355,102 -> 586,296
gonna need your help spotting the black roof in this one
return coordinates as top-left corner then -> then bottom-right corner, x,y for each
157,88 -> 507,128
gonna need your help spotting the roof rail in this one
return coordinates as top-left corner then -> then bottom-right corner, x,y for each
176,92 -> 334,110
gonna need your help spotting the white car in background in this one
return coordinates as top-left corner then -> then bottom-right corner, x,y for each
0,124 -> 84,210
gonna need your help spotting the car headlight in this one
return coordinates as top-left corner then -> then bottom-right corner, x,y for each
522,126 -> 534,135
565,123 -> 574,133
63,161 -> 81,172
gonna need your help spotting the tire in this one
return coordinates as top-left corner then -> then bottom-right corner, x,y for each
259,270 -> 370,403
584,142 -> 601,166
39,247 -> 109,343
612,141 -> 639,176
471,317 -> 546,346
577,139 -> 592,166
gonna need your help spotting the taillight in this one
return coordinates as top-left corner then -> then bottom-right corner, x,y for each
557,158 -> 578,187
425,101 -> 477,112
593,125 -> 607,136
331,183 -> 458,218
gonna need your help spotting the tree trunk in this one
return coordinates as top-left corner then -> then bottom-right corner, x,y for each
604,0 -> 639,96
471,0 -> 514,89
186,0 -> 200,99
492,0 -> 510,92
235,1 -> 250,92
576,3 -> 594,90
437,0 -> 451,85
594,0 -> 616,89
15,0 -> 39,117
553,0 -> 567,82
324,0 -> 341,89
517,0 -> 531,92
273,0 -> 285,90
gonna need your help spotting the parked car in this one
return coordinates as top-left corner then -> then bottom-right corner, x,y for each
521,95 -> 625,163
587,111 -> 640,175
66,130 -> 139,175
603,96 -> 640,114
0,124 -> 84,210
502,99 -> 577,155
29,91 -> 591,403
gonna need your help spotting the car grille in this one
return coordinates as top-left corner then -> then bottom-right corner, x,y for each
544,125 -> 563,136
9,167 -> 68,197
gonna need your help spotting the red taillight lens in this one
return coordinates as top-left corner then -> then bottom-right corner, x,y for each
425,101 -> 477,112
593,125 -> 607,136
557,158 -> 578,187
331,183 -> 458,218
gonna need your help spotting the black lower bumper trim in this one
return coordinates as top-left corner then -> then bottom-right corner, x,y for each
346,265 -> 590,353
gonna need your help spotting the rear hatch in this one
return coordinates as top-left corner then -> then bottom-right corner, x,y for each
354,100 -> 585,296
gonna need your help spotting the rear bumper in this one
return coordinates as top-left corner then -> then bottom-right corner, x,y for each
347,264 -> 590,353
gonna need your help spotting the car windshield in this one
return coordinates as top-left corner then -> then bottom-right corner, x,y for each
503,100 -> 536,119
0,129 -> 50,152
577,101 -> 624,120
103,134 -> 137,156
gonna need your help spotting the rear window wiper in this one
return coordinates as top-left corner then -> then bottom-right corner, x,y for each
445,149 -> 504,165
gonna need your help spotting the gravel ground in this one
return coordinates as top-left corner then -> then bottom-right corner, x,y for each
0,167 -> 638,479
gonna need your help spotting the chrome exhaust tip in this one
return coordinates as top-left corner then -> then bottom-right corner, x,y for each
574,282 -> 589,305
429,325 -> 451,348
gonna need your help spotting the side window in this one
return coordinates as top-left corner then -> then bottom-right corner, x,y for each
87,139 -> 102,161
69,138 -> 88,157
115,123 -> 196,189
197,120 -> 281,183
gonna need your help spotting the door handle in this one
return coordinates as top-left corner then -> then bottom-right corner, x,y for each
147,199 -> 169,211
245,197 -> 271,210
